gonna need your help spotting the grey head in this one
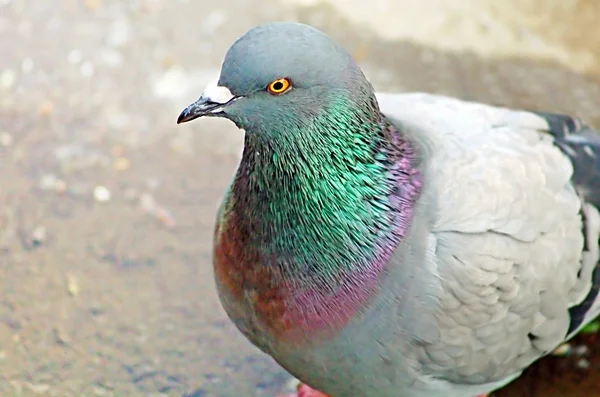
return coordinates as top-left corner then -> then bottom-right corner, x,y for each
177,22 -> 377,135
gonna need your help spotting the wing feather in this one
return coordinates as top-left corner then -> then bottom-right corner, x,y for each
378,92 -> 599,385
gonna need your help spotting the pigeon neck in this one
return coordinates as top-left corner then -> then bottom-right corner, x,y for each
216,101 -> 423,342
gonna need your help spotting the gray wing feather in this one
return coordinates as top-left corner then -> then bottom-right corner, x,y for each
530,111 -> 600,334
377,93 -> 600,386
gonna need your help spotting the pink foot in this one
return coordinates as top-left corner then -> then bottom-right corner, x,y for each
277,383 -> 330,397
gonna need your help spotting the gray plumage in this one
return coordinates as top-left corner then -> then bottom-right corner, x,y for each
377,93 -> 600,391
270,93 -> 600,397
177,22 -> 600,397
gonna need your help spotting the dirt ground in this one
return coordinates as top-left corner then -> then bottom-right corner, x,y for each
1,0 -> 600,396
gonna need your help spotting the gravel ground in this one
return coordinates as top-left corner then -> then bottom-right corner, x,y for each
1,0 -> 599,396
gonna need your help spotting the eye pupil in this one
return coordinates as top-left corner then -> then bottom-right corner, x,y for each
267,78 -> 291,95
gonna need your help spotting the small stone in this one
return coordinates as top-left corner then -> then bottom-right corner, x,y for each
84,0 -> 102,9
146,178 -> 160,190
152,65 -> 188,99
39,175 -> 56,189
551,343 -> 571,356
353,44 -> 369,62
106,19 -> 132,47
123,187 -> 138,201
99,48 -> 123,67
38,100 -> 54,116
110,145 -> 125,156
93,186 -> 111,202
159,55 -> 177,69
139,193 -> 156,212
577,358 -> 590,370
39,174 -> 67,193
139,193 -> 176,228
54,179 -> 67,193
572,345 -> 590,357
201,9 -> 227,34
66,273 -> 79,297
0,69 -> 16,89
113,157 -> 130,171
0,132 -> 13,147
93,385 -> 110,396
67,49 -> 82,64
156,208 -> 176,228
80,61 -> 95,77
53,327 -> 71,345
21,57 -> 34,73
25,382 -> 50,394
30,226 -> 47,246
281,378 -> 301,394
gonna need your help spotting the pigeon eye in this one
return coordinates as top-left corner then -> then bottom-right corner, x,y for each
267,78 -> 291,95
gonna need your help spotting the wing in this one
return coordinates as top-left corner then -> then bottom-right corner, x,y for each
377,93 -> 600,386
531,111 -> 600,335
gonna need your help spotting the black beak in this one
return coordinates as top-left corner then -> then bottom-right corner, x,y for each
177,97 -> 232,124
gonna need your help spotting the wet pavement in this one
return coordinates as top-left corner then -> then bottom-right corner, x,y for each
0,0 -> 599,396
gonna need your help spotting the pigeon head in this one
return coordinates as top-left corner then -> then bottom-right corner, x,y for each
177,22 -> 377,136
177,22 -> 423,345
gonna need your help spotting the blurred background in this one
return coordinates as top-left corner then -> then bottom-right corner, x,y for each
0,0 -> 599,396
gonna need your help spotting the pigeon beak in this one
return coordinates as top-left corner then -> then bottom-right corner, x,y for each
177,84 -> 238,124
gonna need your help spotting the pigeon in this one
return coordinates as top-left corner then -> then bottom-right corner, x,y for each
177,22 -> 600,397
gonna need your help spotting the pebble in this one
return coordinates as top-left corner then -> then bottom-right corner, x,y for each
67,49 -> 83,65
110,145 -> 125,156
25,382 -> 50,394
123,187 -> 138,201
0,68 -> 16,89
139,192 -> 156,212
0,132 -> 13,147
21,57 -> 34,73
80,61 -> 95,77
93,185 -> 111,202
113,157 -> 130,170
84,0 -> 102,10
152,65 -> 189,99
281,377 -> 301,394
99,48 -> 123,67
576,358 -> 590,370
146,178 -> 160,190
30,225 -> 47,246
39,174 -> 67,193
552,343 -> 571,356
552,343 -> 590,357
106,19 -> 132,47
66,273 -> 80,297
37,100 -> 54,116
93,385 -> 110,396
201,9 -> 227,34
53,326 -> 71,345
139,193 -> 176,228
572,345 -> 590,357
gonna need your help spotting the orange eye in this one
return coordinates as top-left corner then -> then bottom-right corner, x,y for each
267,78 -> 291,95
